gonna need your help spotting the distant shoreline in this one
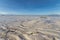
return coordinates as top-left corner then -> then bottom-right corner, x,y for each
0,14 -> 60,17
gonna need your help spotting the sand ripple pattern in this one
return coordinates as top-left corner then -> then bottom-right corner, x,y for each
0,16 -> 60,40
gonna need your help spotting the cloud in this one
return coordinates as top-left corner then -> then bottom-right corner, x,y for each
0,11 -> 16,15
0,11 -> 21,15
0,12 -> 8,14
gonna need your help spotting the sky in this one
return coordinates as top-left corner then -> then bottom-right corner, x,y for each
0,0 -> 60,15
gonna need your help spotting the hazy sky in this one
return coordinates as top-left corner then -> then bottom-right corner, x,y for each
0,0 -> 60,15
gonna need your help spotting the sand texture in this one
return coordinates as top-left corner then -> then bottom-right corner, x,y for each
0,15 -> 60,40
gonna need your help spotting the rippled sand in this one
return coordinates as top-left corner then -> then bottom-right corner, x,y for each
0,15 -> 60,40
